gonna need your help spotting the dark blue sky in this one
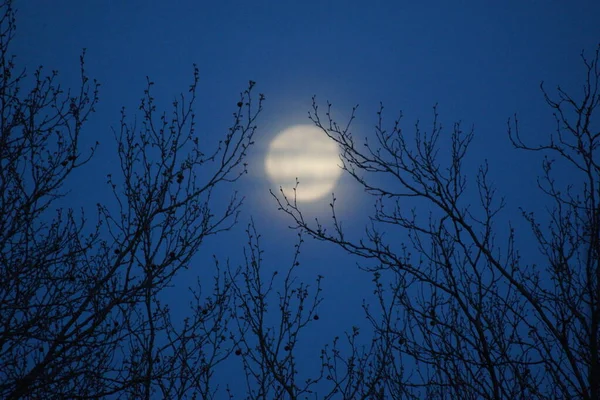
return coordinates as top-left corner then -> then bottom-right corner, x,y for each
14,0 -> 600,394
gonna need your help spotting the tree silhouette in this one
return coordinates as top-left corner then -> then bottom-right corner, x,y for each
2,0 -> 599,398
0,2 -> 263,398
274,46 -> 600,399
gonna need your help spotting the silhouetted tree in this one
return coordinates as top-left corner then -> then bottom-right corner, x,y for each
3,0 -> 599,398
229,219 -> 388,400
274,46 -> 600,399
229,221 -> 324,398
0,2 -> 263,398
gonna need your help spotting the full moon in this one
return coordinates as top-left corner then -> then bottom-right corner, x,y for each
265,125 -> 342,202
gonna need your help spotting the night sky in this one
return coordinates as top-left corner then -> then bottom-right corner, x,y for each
14,0 -> 600,395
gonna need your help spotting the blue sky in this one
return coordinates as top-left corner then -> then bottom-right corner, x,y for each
14,0 -> 600,395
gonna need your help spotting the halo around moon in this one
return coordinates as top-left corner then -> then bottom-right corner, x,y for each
265,125 -> 342,202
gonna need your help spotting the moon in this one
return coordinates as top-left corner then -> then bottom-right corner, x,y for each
265,125 -> 342,202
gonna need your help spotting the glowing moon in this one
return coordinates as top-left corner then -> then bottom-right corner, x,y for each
265,125 -> 342,202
